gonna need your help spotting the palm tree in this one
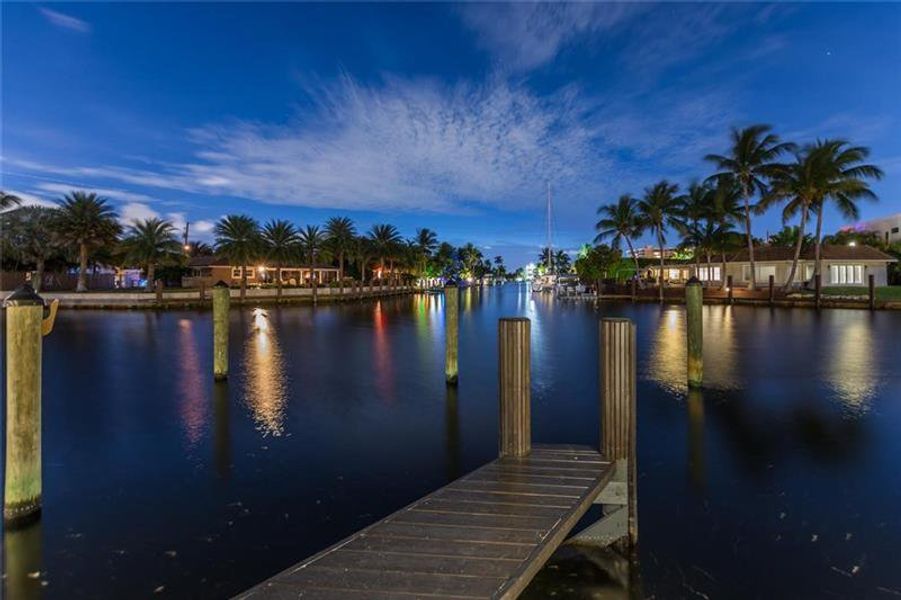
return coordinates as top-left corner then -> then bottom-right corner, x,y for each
554,250 -> 571,273
458,243 -> 483,278
676,182 -> 716,277
299,225 -> 328,302
324,216 -> 357,282
214,214 -> 260,302
415,228 -> 439,255
352,236 -> 375,283
637,181 -> 682,302
760,146 -> 827,291
54,191 -> 122,292
706,125 -> 795,290
187,241 -> 214,257
769,225 -> 813,249
3,206 -> 57,292
595,194 -> 645,286
808,139 -> 883,277
120,217 -> 181,289
368,224 -> 402,282
261,219 -> 300,299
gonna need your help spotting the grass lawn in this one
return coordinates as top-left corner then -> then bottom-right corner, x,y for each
821,286 -> 901,301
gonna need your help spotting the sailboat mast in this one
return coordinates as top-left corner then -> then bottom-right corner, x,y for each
546,182 -> 553,275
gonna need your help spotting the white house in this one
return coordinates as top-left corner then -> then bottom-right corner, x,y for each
646,244 -> 896,287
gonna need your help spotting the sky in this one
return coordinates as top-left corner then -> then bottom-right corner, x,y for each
2,2 -> 900,268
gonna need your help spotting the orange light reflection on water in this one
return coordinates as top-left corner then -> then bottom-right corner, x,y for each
243,312 -> 288,437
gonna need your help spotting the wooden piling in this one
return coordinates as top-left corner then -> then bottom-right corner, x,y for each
444,282 -> 459,385
4,285 -> 47,526
685,277 -> 703,389
498,317 -> 531,458
199,281 -> 207,304
815,273 -> 821,310
727,275 -> 734,304
212,281 -> 230,381
155,280 -> 164,305
768,274 -> 775,306
599,317 -> 637,546
869,273 -> 875,310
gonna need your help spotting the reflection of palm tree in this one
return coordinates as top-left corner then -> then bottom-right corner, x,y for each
121,217 -> 181,288
706,125 -> 795,290
54,191 -> 122,292
261,219 -> 300,299
595,194 -> 645,286
214,214 -> 260,302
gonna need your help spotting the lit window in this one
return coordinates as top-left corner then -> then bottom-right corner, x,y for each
829,264 -> 864,285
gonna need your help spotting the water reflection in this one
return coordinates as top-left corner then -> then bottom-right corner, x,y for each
826,318 -> 877,412
687,389 -> 706,491
242,310 -> 288,437
213,381 -> 231,479
177,318 -> 207,447
646,306 -> 740,394
3,522 -> 43,600
372,302 -> 394,400
445,385 -> 461,482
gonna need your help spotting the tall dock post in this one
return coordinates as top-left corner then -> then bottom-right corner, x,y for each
814,273 -> 822,309
768,274 -> 775,306
685,277 -> 703,389
155,280 -> 164,305
444,282 -> 459,385
498,318 -> 531,458
4,285 -> 57,526
600,318 -> 638,546
869,273 -> 876,310
212,281 -> 230,381
726,275 -> 734,304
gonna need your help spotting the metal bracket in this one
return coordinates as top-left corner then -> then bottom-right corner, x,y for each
41,299 -> 59,337
568,459 -> 629,547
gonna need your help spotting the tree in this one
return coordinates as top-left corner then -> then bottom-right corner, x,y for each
595,194 -> 645,287
676,182 -> 716,276
458,243 -> 483,278
352,236 -> 375,283
2,206 -> 58,292
54,191 -> 122,292
554,250 -> 571,273
574,244 -> 622,289
706,124 -> 795,290
368,224 -> 402,282
324,216 -> 357,282
214,214 -> 260,302
299,225 -> 328,302
261,219 -> 300,299
430,242 -> 457,278
412,228 -> 439,279
120,217 -> 181,288
807,140 -> 883,277
187,241 -> 214,257
637,181 -> 682,302
769,225 -> 813,250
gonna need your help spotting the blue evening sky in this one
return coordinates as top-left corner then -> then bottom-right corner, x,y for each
2,2 -> 900,267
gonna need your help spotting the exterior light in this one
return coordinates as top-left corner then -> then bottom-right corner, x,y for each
183,244 -> 191,252
848,241 -> 856,247
257,265 -> 266,273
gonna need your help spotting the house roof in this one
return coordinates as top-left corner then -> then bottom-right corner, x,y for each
726,244 -> 896,262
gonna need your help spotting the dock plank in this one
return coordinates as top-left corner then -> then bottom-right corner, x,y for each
237,445 -> 613,599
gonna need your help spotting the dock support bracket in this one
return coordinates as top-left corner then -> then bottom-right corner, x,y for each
568,458 -> 629,547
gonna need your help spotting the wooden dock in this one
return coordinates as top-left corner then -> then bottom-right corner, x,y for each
238,445 -> 613,599
236,317 -> 638,600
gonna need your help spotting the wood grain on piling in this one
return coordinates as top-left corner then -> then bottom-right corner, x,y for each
236,445 -> 613,600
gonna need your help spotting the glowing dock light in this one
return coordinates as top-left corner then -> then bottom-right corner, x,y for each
253,308 -> 269,331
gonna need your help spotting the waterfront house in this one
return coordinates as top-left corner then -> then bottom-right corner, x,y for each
844,213 -> 901,246
183,256 -> 340,288
645,244 -> 896,287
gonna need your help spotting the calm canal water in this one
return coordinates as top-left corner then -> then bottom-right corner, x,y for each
1,284 -> 900,599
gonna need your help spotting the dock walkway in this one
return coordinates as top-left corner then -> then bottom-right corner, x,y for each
239,444 -> 613,599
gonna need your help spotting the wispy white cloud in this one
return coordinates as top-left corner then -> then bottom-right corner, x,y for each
39,7 -> 91,34
6,72 -> 746,220
458,3 -> 643,71
35,182 -> 156,204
